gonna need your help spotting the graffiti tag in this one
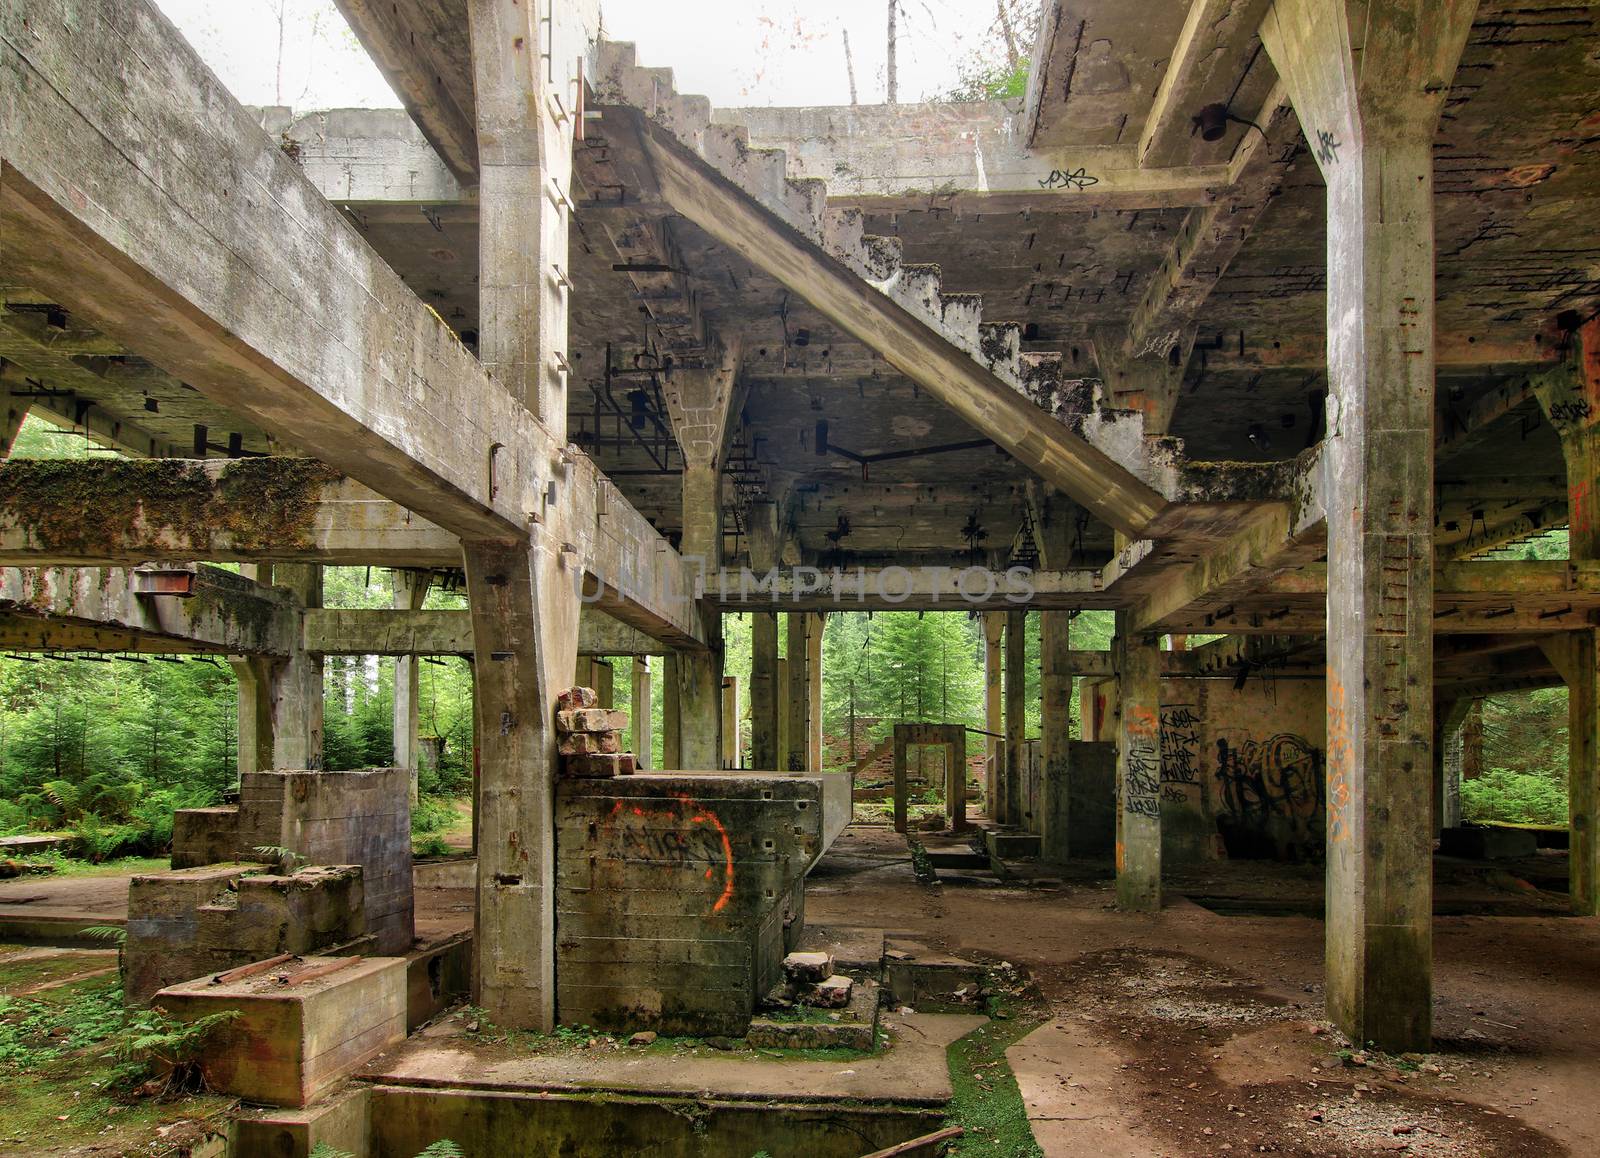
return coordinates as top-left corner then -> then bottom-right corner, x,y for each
603,795 -> 735,914
1038,167 -> 1100,191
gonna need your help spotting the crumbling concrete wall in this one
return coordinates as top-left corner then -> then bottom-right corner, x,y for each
554,773 -> 823,1036
1083,676 -> 1327,863
124,863 -> 366,1004
172,768 -> 413,954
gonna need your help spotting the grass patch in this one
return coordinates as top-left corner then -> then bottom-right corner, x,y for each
0,959 -> 235,1154
943,997 -> 1045,1157
4,853 -> 170,879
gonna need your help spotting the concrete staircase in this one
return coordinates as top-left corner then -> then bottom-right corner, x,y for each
593,42 -> 1161,469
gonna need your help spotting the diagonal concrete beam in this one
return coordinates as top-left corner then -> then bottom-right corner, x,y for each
630,113 -> 1170,538
331,0 -> 481,184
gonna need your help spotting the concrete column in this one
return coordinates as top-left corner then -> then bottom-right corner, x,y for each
631,657 -> 652,770
721,676 -> 741,768
750,612 -> 780,769
1461,701 -> 1483,783
775,655 -> 790,765
594,660 -> 615,709
679,463 -> 723,569
1003,609 -> 1027,827
1040,611 -> 1072,862
392,570 -> 430,805
983,612 -> 1004,818
1433,699 -> 1472,835
1262,0 -> 1477,1051
1543,633 -> 1599,915
269,564 -> 323,770
807,614 -> 825,769
662,652 -> 681,769
674,648 -> 722,769
1114,611 -> 1160,911
462,537 -> 578,1031
786,612 -> 810,771
229,657 -> 273,776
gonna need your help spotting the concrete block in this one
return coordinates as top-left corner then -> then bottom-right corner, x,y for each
782,951 -> 834,983
155,955 -> 407,1108
1440,825 -> 1539,860
797,975 -> 853,1009
232,1084 -> 371,1157
170,807 -> 242,869
561,753 -> 635,778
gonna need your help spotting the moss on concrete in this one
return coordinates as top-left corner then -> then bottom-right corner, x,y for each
0,458 -> 341,555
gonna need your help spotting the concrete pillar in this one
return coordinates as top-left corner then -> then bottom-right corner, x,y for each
1433,699 -> 1472,835
983,612 -> 1004,818
750,612 -> 780,769
807,614 -> 825,769
679,463 -> 723,569
786,612 -> 810,771
662,652 -> 681,769
229,657 -> 273,776
1262,0 -> 1477,1051
462,538 -> 578,1031
674,648 -> 722,769
1040,611 -> 1072,862
775,655 -> 790,765
1543,633 -> 1599,915
1003,609 -> 1027,827
1113,611 -> 1160,911
392,570 -> 429,806
464,0 -> 583,1032
631,657 -> 652,769
269,564 -> 323,770
721,675 -> 741,769
594,660 -> 615,709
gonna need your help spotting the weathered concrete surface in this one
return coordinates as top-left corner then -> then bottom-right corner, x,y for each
554,773 -> 821,1036
892,723 -> 968,835
158,955 -> 407,1108
1003,609 -> 1027,828
1262,0 -> 1478,1052
124,863 -> 367,1005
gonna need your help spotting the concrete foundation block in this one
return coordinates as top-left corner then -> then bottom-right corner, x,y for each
232,1084 -> 371,1157
782,950 -> 833,983
155,955 -> 407,1108
797,975 -> 853,1008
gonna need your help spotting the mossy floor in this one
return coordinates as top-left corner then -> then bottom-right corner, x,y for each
942,999 -> 1046,1156
0,951 -> 233,1156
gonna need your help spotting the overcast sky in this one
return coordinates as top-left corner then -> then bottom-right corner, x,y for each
153,0 -> 994,113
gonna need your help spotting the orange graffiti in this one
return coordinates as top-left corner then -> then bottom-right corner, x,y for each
1325,670 -> 1353,844
1572,480 -> 1593,536
1115,839 -> 1126,873
604,795 -> 736,913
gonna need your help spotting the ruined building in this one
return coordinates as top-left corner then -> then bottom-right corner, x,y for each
1,0 -> 1598,1154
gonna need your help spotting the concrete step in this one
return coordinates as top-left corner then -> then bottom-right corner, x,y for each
883,939 -> 988,1013
750,974 -> 880,1051
984,830 -> 1042,860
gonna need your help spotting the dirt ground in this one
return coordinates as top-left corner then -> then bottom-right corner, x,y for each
807,825 -> 1600,1157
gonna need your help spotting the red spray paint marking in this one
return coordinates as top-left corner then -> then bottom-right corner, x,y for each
604,794 -> 736,913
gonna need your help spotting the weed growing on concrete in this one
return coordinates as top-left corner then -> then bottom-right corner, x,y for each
942,995 -> 1045,1157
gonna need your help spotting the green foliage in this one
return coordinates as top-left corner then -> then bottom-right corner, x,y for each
416,1143 -> 465,1158
103,1006 -> 241,1095
938,0 -> 1038,103
411,794 -> 457,835
1461,769 -> 1568,826
943,1003 -> 1045,1156
413,834 -> 453,858
308,1146 -> 354,1158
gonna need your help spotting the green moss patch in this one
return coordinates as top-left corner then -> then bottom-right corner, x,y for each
943,1002 -> 1045,1157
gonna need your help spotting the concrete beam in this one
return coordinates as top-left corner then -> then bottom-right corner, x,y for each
302,607 -> 668,656
627,110 -> 1170,538
721,103 -> 1230,212
0,459 -> 461,568
0,565 -> 298,655
701,566 -> 1106,611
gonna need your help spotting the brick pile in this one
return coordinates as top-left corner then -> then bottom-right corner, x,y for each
556,687 -> 636,778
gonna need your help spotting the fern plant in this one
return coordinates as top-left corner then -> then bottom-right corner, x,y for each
417,1143 -> 465,1158
252,844 -> 306,874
